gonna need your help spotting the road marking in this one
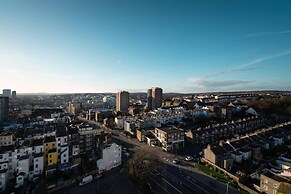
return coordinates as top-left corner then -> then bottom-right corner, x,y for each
162,178 -> 184,194
150,178 -> 170,194
184,177 -> 210,194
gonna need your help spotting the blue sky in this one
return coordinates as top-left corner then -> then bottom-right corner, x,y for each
0,0 -> 291,93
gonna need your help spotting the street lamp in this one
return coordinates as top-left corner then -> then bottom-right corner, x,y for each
226,182 -> 230,194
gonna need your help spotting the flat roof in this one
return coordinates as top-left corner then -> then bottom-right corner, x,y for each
156,127 -> 181,133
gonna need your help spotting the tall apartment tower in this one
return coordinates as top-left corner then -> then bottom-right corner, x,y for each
147,89 -> 153,111
116,91 -> 129,112
147,87 -> 163,110
0,97 -> 9,123
12,91 -> 17,99
2,89 -> 11,98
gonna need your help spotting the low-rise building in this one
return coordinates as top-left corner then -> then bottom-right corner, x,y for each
0,132 -> 14,147
260,170 -> 291,194
33,153 -> 44,176
231,151 -> 243,163
239,148 -> 252,161
154,127 -> 184,152
96,143 -> 121,173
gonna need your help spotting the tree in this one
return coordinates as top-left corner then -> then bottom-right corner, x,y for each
126,149 -> 161,186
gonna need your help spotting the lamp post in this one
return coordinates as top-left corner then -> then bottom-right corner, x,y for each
226,182 -> 230,194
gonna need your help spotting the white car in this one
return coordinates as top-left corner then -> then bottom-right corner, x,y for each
173,159 -> 179,164
185,156 -> 193,161
79,175 -> 93,186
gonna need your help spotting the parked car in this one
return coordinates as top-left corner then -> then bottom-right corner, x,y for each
122,152 -> 130,158
185,156 -> 193,161
79,175 -> 93,186
173,159 -> 179,164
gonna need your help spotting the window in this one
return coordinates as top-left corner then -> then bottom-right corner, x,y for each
273,184 -> 278,188
35,164 -> 38,168
49,155 -> 52,158
264,179 -> 268,184
49,160 -> 52,163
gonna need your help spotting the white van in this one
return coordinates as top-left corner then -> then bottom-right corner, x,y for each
79,175 -> 93,186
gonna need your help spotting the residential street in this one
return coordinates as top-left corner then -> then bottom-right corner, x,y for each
77,117 -> 240,194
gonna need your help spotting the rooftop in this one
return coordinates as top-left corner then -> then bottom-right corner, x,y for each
44,136 -> 56,143
262,171 -> 291,183
156,127 -> 181,134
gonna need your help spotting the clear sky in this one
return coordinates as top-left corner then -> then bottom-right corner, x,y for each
0,0 -> 291,93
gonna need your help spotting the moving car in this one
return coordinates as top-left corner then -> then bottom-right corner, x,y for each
79,175 -> 93,186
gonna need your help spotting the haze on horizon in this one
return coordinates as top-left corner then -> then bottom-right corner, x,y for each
0,0 -> 291,93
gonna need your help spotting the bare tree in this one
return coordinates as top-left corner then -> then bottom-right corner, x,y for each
126,149 -> 161,185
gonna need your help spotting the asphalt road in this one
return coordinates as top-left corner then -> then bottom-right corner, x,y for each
56,167 -> 141,194
77,117 -> 243,194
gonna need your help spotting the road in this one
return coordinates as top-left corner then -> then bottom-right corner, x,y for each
56,167 -> 142,194
77,116 -> 242,194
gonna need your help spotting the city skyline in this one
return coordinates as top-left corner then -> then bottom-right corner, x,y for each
1,1 -> 291,93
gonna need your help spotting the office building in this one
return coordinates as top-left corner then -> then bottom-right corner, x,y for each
116,91 -> 129,112
2,89 -> 11,98
0,97 -> 9,123
147,87 -> 163,110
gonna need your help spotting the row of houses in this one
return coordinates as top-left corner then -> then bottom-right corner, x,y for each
203,124 -> 291,171
0,125 -> 112,192
185,116 -> 269,145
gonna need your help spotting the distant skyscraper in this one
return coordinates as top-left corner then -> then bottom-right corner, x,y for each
0,97 -> 9,123
147,89 -> 153,110
152,87 -> 163,109
12,91 -> 16,99
2,89 -> 11,98
116,91 -> 129,112
147,87 -> 163,110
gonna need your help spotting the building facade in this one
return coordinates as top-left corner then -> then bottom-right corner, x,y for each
260,171 -> 291,194
147,87 -> 163,110
116,91 -> 129,112
0,97 -> 9,123
154,127 -> 184,152
2,89 -> 11,98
